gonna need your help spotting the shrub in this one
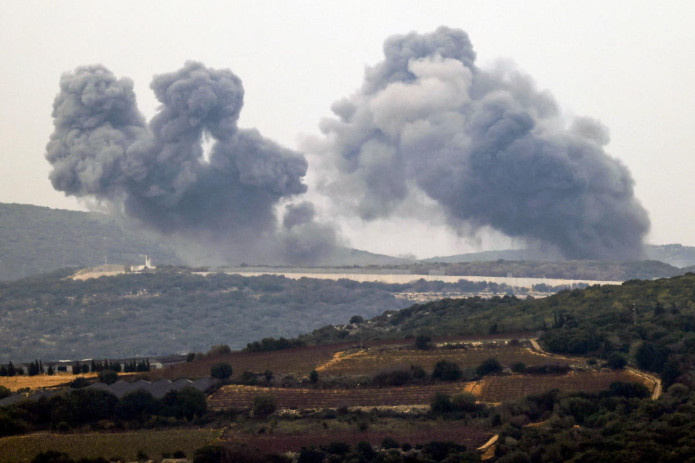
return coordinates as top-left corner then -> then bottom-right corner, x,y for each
298,447 -> 325,463
451,392 -> 478,412
415,335 -> 432,350
253,394 -> 277,418
476,358 -> 503,376
511,362 -> 526,373
0,386 -> 10,400
309,370 -> 319,384
432,360 -> 462,381
606,352 -> 627,370
381,437 -> 399,449
211,362 -> 233,380
207,344 -> 232,356
194,444 -> 227,463
97,370 -> 118,385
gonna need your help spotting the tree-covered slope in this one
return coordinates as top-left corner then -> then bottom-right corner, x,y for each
0,203 -> 182,281
302,273 -> 695,388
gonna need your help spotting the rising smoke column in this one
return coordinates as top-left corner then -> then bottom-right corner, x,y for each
317,27 -> 650,260
46,62 -> 323,263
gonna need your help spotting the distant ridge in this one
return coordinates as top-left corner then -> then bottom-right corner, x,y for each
424,245 -> 695,268
0,203 -> 182,281
0,203 -> 408,281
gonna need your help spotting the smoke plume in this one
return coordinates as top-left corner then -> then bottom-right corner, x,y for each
316,27 -> 650,260
46,62 -> 334,264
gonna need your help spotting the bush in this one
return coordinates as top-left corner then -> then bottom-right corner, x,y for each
476,358 -> 503,376
97,370 -> 118,385
309,370 -> 319,384
381,437 -> 399,449
194,444 -> 227,463
451,392 -> 478,412
253,394 -> 277,418
415,335 -> 432,350
298,447 -> 325,463
511,362 -> 526,373
206,344 -> 232,356
211,362 -> 233,380
0,386 -> 10,400
606,352 -> 627,370
432,360 -> 462,381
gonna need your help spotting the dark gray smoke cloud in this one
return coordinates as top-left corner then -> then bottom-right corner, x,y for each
46,62 -> 334,264
317,27 -> 650,260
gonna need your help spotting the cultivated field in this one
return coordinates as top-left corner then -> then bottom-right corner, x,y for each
474,369 -> 654,402
227,421 -> 491,454
316,344 -> 570,376
208,383 -> 477,410
0,372 -> 96,390
0,429 -> 219,463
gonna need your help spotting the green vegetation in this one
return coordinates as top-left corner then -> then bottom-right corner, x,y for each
0,203 -> 181,282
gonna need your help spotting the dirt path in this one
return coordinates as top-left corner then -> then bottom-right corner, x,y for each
477,434 -> 498,461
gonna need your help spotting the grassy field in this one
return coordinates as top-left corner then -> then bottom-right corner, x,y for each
0,429 -> 220,463
0,372 -> 97,391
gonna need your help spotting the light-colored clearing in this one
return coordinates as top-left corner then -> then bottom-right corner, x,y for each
0,373 -> 96,390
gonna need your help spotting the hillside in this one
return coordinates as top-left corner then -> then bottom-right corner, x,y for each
0,203 -> 410,281
0,267 -> 531,362
0,203 -> 182,281
425,244 -> 695,268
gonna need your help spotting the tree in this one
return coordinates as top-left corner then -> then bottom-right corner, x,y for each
476,358 -> 503,376
98,370 -> 118,385
210,362 -> 233,380
606,352 -> 627,370
432,360 -> 462,381
252,394 -> 277,418
350,315 -> 364,324
415,335 -> 433,350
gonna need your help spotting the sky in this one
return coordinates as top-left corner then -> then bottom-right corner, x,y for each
1,0 -> 694,259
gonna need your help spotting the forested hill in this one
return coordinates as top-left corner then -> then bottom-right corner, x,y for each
303,273 -> 695,388
0,268 -> 520,362
0,203 -> 182,281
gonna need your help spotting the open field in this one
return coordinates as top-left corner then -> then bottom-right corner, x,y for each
223,270 -> 622,288
474,369 -> 654,402
0,429 -> 220,463
316,344 -> 570,376
208,383 -> 477,410
147,334 -> 541,381
0,372 -> 96,390
226,420 -> 491,454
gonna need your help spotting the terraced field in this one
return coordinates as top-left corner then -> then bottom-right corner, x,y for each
316,344 -> 571,376
208,382 -> 477,410
474,369 -> 654,402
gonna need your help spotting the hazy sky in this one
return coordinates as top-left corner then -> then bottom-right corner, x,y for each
1,1 -> 693,258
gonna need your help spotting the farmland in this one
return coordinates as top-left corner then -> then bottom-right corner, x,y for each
315,343 -> 570,377
0,372 -> 95,390
0,429 -> 219,463
474,369 -> 652,402
208,383 -> 477,410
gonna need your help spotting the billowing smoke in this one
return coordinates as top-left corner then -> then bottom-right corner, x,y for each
316,27 -> 650,260
46,62 -> 335,264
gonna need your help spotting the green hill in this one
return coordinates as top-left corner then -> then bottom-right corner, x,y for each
0,203 -> 182,281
